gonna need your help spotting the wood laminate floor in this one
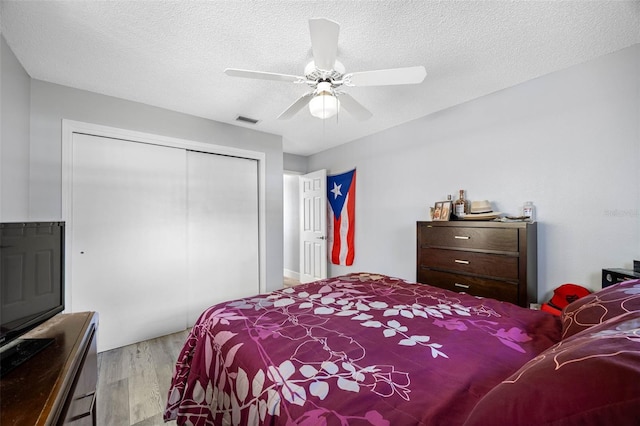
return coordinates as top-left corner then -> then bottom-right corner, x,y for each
97,329 -> 190,426
96,279 -> 295,425
284,276 -> 301,287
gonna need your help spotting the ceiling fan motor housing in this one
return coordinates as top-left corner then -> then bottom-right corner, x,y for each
304,60 -> 345,84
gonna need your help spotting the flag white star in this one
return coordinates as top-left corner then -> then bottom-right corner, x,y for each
330,182 -> 342,199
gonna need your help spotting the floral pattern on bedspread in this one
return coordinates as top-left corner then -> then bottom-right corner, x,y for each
164,273 -> 560,425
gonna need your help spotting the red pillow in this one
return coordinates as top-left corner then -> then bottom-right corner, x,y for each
561,279 -> 640,339
464,311 -> 640,426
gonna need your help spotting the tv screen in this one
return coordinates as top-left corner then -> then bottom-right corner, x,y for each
0,222 -> 65,348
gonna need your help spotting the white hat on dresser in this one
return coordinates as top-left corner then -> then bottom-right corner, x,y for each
463,200 -> 502,220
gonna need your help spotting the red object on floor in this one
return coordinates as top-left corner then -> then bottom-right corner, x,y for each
541,283 -> 591,316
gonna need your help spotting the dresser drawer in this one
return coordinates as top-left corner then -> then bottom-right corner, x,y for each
419,225 -> 518,252
419,248 -> 518,280
418,269 -> 518,304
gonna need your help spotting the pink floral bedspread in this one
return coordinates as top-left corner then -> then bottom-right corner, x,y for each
164,273 -> 560,425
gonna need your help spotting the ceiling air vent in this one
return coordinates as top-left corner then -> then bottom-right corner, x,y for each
235,115 -> 259,125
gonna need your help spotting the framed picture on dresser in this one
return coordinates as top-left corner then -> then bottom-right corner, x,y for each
433,201 -> 451,221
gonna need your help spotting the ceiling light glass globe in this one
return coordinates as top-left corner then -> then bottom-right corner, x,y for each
309,82 -> 340,119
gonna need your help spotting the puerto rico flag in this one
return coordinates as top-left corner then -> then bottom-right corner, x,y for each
327,169 -> 356,266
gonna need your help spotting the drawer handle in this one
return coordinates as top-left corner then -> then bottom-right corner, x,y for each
454,259 -> 470,265
455,283 -> 470,289
67,391 -> 96,422
454,236 -> 470,240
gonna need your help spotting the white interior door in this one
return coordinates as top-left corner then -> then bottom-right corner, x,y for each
71,133 -> 187,352
187,152 -> 259,325
299,169 -> 327,283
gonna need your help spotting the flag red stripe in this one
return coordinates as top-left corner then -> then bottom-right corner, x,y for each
332,215 -> 342,265
344,174 -> 356,265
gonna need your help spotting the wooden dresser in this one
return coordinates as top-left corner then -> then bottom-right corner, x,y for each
1,312 -> 98,426
416,221 -> 537,307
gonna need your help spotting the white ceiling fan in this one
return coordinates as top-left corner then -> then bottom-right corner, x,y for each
224,18 -> 427,121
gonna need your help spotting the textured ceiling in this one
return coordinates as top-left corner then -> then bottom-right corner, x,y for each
1,1 -> 639,155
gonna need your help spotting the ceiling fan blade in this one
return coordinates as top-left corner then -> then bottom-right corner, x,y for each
309,18 -> 340,71
225,68 -> 302,83
347,66 -> 427,87
277,93 -> 314,120
338,93 -> 373,121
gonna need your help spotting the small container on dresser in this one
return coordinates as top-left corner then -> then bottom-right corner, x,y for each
416,221 -> 537,307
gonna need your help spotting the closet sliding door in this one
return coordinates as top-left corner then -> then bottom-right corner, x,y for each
71,133 -> 188,352
69,132 -> 261,352
187,151 -> 259,325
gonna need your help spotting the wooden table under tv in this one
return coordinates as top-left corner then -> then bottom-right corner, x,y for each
1,311 -> 98,426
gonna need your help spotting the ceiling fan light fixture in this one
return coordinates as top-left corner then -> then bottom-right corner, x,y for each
309,93 -> 340,119
309,81 -> 340,119
225,18 -> 425,121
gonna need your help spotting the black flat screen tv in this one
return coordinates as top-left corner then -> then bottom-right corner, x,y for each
0,222 -> 65,372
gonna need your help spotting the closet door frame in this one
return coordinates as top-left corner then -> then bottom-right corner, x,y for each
61,119 -> 267,311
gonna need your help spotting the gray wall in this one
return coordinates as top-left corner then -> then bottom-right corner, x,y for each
0,35 -> 30,220
0,34 -> 285,292
282,153 -> 307,278
283,173 -> 300,278
309,44 -> 640,302
28,80 -> 284,292
284,153 -> 308,174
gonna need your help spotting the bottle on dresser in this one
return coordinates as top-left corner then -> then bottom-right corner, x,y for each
522,201 -> 535,222
454,189 -> 468,218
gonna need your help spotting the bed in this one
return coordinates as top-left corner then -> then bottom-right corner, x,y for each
164,273 -> 640,425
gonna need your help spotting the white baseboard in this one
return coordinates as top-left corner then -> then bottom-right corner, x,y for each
284,269 -> 300,280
